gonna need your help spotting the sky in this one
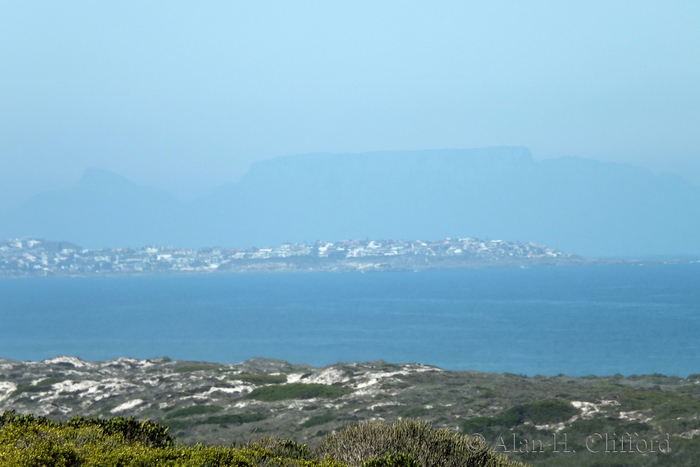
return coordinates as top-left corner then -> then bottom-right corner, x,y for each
1,1 -> 699,210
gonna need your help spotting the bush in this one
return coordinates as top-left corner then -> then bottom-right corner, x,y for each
1,411 -> 173,449
460,416 -> 500,435
302,412 -> 338,428
231,373 -> 288,385
249,436 -> 313,460
362,453 -> 420,467
165,405 -> 223,419
65,414 -> 174,448
504,399 -> 578,426
461,399 -> 578,435
0,412 -> 527,467
165,412 -> 268,430
0,412 -> 341,467
10,377 -> 66,397
316,419 -> 527,467
202,413 -> 268,425
246,383 -> 353,402
620,390 -> 700,418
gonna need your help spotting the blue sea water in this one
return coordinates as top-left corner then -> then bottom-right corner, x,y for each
0,263 -> 698,377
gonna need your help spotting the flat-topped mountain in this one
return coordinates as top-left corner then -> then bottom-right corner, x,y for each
1,147 -> 699,257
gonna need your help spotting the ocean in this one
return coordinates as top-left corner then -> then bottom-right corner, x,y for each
1,263 -> 698,377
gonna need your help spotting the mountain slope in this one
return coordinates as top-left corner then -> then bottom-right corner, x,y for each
0,168 -> 184,248
195,148 -> 700,257
1,148 -> 699,257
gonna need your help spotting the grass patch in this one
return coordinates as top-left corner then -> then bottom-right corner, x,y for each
301,413 -> 337,428
620,390 -> 700,418
230,373 -> 288,385
510,399 -> 579,425
202,413 -> 268,425
164,405 -> 223,419
165,412 -> 269,430
11,377 -> 66,397
245,383 -> 353,402
173,364 -> 220,373
461,399 -> 578,434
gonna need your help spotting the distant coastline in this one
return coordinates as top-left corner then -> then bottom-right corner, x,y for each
0,236 -> 630,278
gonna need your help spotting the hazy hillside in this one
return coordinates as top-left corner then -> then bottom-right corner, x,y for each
0,168 -> 184,249
1,148 -> 699,257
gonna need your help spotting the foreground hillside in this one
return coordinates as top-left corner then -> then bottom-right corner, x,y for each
1,357 -> 699,465
0,413 -> 524,467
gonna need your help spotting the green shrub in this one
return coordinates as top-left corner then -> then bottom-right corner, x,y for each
505,399 -> 578,426
461,416 -> 500,435
0,412 -> 341,467
165,405 -> 223,419
10,377 -> 66,397
65,414 -> 174,448
316,419 -> 527,467
202,413 -> 268,425
231,373 -> 288,385
0,411 -> 54,430
250,436 -> 313,460
302,412 -> 338,428
246,383 -> 353,402
620,390 -> 700,418
165,412 -> 268,430
362,453 -> 420,467
461,399 -> 578,435
1,411 -> 173,449
0,412 -> 527,467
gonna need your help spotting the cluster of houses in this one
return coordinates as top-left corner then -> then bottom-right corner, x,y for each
0,237 -> 567,276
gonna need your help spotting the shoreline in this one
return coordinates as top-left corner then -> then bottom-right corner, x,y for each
0,256 -> 656,279
2,257 -> 699,280
1,355 -> 696,379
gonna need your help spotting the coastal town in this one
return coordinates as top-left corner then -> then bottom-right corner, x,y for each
0,236 -> 585,277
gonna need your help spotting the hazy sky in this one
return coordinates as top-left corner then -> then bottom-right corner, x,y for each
1,1 -> 699,209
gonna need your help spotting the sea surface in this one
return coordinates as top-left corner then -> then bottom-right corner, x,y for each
1,263 -> 698,377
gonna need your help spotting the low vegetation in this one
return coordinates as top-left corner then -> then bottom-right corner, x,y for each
0,412 -> 526,467
230,373 -> 288,385
619,389 -> 700,418
317,419 -> 527,467
461,399 -> 579,435
165,412 -> 269,431
165,404 -> 224,419
245,383 -> 353,402
3,357 -> 700,465
301,412 -> 338,428
11,377 -> 67,397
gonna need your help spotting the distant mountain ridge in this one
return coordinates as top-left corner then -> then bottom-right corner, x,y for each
1,147 -> 699,257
